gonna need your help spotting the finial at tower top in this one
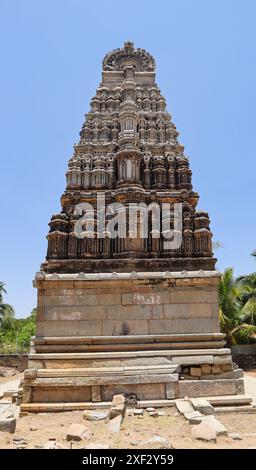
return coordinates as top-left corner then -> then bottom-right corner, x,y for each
102,42 -> 155,72
123,41 -> 134,52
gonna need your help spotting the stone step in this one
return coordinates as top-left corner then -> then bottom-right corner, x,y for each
214,405 -> 256,414
33,364 -> 179,377
20,398 -> 254,414
29,348 -> 231,361
189,398 -> 215,415
35,340 -> 225,353
34,333 -> 225,345
23,373 -> 179,387
20,398 -> 177,413
207,395 -> 252,407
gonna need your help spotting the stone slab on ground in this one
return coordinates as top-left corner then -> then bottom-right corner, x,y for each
0,401 -> 19,434
199,416 -> 227,436
175,399 -> 194,415
191,422 -> 217,442
66,423 -> 91,441
190,398 -> 215,415
207,395 -> 252,406
184,411 -> 204,424
107,415 -> 122,433
109,405 -> 126,420
229,433 -> 243,440
83,410 -> 108,421
214,405 -> 256,414
0,416 -> 16,433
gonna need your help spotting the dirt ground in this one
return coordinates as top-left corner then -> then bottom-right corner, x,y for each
245,370 -> 256,378
0,372 -> 23,386
0,370 -> 256,449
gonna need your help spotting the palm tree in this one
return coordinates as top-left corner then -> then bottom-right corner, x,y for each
0,282 -> 7,303
236,273 -> 256,326
218,269 -> 256,346
0,282 -> 15,329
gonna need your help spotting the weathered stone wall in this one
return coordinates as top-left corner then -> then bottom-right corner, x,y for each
35,273 -> 220,337
231,344 -> 256,370
0,354 -> 28,371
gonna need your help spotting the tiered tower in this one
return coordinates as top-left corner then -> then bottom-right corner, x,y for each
21,43 -> 244,411
43,41 -> 214,274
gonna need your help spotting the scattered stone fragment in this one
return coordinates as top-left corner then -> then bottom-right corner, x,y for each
83,410 -> 108,421
146,407 -> 155,413
85,443 -> 110,449
149,410 -> 166,417
112,394 -> 125,407
229,433 -> 243,441
107,415 -> 122,433
29,426 -> 37,432
109,394 -> 126,419
0,417 -> 16,434
191,422 -> 217,442
127,408 -> 144,416
66,423 -> 91,441
109,405 -> 125,419
13,437 -> 28,445
141,435 -> 172,448
200,416 -> 227,436
184,411 -> 204,424
1,369 -> 17,377
44,439 -> 57,449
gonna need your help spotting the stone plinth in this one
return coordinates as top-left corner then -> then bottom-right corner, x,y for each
21,271 -> 244,410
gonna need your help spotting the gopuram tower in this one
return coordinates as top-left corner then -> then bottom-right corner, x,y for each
21,42 -> 244,411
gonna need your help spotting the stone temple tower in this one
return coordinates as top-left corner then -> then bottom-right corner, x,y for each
21,42 -> 244,410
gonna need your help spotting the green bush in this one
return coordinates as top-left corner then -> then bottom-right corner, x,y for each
0,309 -> 36,353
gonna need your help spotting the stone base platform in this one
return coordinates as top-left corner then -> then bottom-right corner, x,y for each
21,271 -> 245,409
21,344 -> 244,408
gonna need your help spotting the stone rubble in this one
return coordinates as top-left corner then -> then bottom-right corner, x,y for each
191,422 -> 217,442
66,423 -> 91,441
141,435 -> 172,448
107,415 -> 122,433
83,410 -> 108,421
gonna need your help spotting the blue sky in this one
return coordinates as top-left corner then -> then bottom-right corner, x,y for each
0,0 -> 256,317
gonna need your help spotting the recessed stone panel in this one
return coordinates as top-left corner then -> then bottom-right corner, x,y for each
164,303 -> 212,319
